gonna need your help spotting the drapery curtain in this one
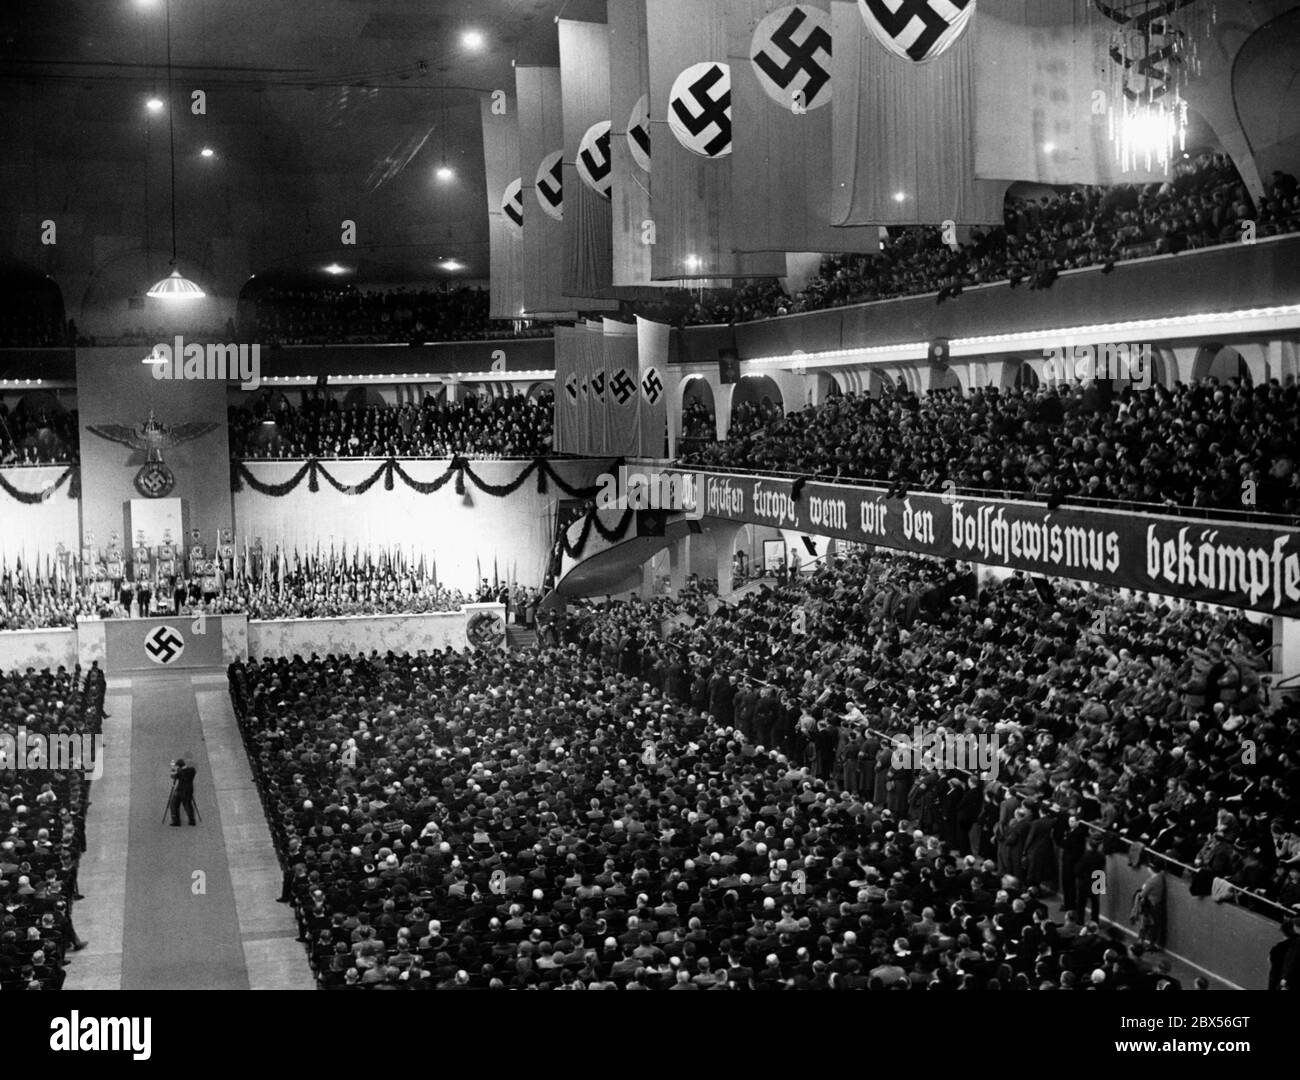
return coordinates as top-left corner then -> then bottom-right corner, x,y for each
830,0 -> 1008,225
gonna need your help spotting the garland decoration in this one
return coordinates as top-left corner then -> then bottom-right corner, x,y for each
232,457 -> 617,502
0,466 -> 76,505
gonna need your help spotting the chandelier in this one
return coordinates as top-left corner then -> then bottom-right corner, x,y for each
1094,0 -> 1216,175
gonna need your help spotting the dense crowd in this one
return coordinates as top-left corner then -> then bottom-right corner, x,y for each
229,393 -> 554,460
229,548 -> 1297,990
239,287 -> 547,346
0,663 -> 99,990
655,156 -> 1300,327
0,401 -> 79,466
684,378 -> 1300,519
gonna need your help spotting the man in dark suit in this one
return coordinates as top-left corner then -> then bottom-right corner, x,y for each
169,759 -> 198,826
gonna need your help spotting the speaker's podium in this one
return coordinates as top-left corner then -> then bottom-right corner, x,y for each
86,615 -> 246,675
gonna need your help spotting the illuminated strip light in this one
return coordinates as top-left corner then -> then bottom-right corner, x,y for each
254,369 -> 557,386
744,305 -> 1300,367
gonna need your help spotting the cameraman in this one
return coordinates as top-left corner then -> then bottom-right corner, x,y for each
169,758 -> 198,827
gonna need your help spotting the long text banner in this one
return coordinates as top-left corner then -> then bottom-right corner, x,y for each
673,470 -> 1300,618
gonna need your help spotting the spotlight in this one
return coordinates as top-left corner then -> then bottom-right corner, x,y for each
892,191 -> 906,203
435,165 -> 455,182
439,259 -> 464,272
323,263 -> 347,275
199,147 -> 215,158
684,254 -> 702,272
1042,142 -> 1056,154
146,97 -> 164,113
462,29 -> 485,50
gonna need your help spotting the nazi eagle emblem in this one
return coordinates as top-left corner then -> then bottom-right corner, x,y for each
87,410 -> 219,498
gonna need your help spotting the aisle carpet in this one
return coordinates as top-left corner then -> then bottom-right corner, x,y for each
120,672 -> 249,990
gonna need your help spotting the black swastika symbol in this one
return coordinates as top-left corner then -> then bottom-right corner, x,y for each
144,625 -> 185,664
630,117 -> 650,161
641,367 -> 663,405
564,374 -> 579,401
538,155 -> 563,210
580,128 -> 611,190
610,368 -> 636,405
754,7 -> 831,102
503,180 -> 523,228
862,0 -> 973,63
591,371 -> 606,400
672,65 -> 731,157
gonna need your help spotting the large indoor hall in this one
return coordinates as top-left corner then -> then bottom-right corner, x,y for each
1,0 -> 1298,1065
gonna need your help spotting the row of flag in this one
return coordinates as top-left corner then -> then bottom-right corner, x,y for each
480,0 -> 1174,316
552,316 -> 671,457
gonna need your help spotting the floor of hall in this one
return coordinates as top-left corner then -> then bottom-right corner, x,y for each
64,669 -> 315,990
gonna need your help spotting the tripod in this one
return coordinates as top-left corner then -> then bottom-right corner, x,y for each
162,777 -> 202,825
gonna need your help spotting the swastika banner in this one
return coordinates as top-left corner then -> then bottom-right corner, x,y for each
830,0 -> 1009,225
609,0 -> 659,289
553,324 -> 583,454
728,0 -> 880,255
517,66 -> 616,316
558,18 -> 651,303
636,316 -> 671,457
479,93 -> 527,320
645,0 -> 786,281
602,319 -> 641,457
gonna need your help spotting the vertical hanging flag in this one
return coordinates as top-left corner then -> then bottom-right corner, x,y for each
829,0 -> 1008,225
602,319 -> 642,457
517,66 -> 573,315
729,1 -> 880,255
972,0 -> 1169,185
553,324 -> 583,454
645,0 -> 787,281
636,316 -> 671,458
517,67 -> 617,316
479,92 -> 527,320
580,319 -> 608,455
559,19 -> 619,299
609,0 -> 658,288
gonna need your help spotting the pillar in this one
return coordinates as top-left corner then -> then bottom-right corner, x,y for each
669,534 -> 691,595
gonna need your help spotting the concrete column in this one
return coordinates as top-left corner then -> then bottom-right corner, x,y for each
1273,616 -> 1300,679
715,382 -> 736,440
445,380 -> 462,404
669,534 -> 691,594
709,522 -> 742,596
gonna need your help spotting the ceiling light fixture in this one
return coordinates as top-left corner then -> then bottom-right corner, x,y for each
146,97 -> 164,113
461,30 -> 485,50
436,165 -> 455,182
199,146 -> 214,158
145,0 -> 204,300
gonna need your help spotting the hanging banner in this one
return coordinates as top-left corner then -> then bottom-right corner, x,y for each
636,316 -> 671,458
645,0 -> 787,280
830,0 -> 1007,225
972,0 -> 1169,185
559,19 -> 618,299
553,324 -> 583,454
580,319 -> 607,455
857,0 -> 976,63
602,319 -> 641,457
517,67 -> 617,316
479,92 -> 527,320
609,0 -> 659,288
671,468 -> 1300,618
729,1 -> 880,254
